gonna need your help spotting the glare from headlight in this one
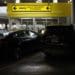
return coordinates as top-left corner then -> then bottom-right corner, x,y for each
41,30 -> 45,34
29,32 -> 37,38
12,64 -> 55,72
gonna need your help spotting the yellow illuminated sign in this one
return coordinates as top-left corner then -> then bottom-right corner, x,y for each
12,5 -> 51,12
7,3 -> 71,18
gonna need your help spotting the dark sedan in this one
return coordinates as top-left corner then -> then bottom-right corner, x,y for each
0,30 -> 42,60
41,26 -> 75,58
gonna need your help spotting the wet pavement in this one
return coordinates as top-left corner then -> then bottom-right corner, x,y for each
0,51 -> 75,75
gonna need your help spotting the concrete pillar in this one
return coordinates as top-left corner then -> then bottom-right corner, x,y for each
32,0 -> 43,32
70,0 -> 73,24
33,18 -> 36,31
8,18 -> 13,30
72,0 -> 75,24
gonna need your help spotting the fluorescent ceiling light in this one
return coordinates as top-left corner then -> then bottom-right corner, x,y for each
36,0 -> 42,3
53,0 -> 58,3
16,0 -> 20,3
0,7 -> 7,14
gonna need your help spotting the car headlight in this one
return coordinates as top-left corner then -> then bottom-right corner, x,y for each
41,29 -> 45,34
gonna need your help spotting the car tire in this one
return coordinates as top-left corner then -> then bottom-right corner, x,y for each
14,47 -> 23,61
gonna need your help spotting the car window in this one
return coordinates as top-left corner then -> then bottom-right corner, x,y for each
17,31 -> 37,38
11,31 -> 28,38
6,30 -> 38,39
22,31 -> 32,38
29,31 -> 36,36
28,31 -> 37,38
11,32 -> 24,38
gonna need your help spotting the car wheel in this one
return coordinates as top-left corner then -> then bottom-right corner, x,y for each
14,47 -> 23,61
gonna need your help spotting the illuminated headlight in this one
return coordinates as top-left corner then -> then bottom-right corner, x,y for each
41,30 -> 45,34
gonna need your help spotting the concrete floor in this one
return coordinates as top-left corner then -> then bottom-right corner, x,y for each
0,52 -> 75,75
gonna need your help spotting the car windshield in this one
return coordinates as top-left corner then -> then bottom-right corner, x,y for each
8,30 -> 38,39
17,30 -> 37,38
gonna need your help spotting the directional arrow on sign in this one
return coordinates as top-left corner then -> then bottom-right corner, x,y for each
13,6 -> 17,10
12,6 -> 18,11
46,6 -> 51,12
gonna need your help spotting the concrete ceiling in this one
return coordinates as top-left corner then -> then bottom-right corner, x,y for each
1,0 -> 70,3
7,0 -> 53,3
21,0 -> 52,2
58,0 -> 70,2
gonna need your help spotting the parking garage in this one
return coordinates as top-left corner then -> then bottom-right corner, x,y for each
0,0 -> 75,75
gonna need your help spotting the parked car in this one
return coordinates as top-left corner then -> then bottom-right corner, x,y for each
0,30 -> 42,60
0,29 -> 12,41
0,29 -> 10,36
41,25 -> 75,58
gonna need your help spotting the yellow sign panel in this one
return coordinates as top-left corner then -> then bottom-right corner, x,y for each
12,5 -> 51,12
7,3 -> 71,18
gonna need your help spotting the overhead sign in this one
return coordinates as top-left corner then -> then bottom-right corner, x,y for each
12,5 -> 51,12
7,3 -> 71,18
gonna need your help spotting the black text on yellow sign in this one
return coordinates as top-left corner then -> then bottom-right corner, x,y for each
7,3 -> 71,18
12,5 -> 51,12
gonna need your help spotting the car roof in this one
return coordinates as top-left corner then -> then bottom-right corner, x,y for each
5,29 -> 39,37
